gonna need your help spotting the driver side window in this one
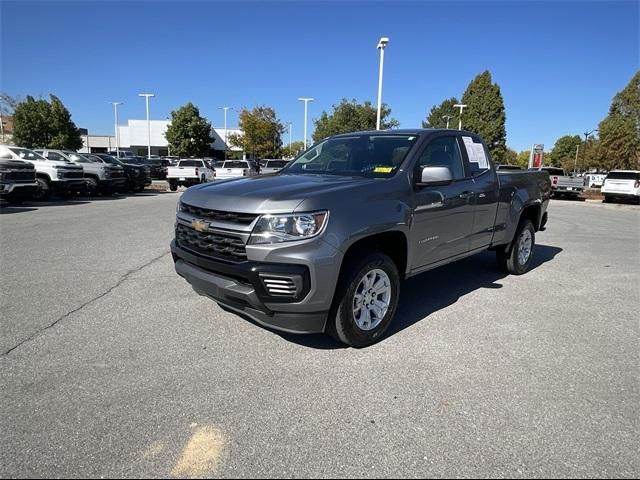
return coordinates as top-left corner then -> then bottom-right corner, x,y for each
417,136 -> 465,180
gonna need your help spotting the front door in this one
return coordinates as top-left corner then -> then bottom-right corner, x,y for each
410,135 -> 475,269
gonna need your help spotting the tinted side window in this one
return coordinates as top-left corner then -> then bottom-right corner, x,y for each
46,151 -> 63,161
417,136 -> 465,180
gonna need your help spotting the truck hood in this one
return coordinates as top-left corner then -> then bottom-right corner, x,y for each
182,174 -> 378,213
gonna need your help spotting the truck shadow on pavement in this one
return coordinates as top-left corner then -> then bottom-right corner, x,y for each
278,244 -> 563,349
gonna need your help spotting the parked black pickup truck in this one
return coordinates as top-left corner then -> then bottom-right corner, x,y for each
91,153 -> 152,192
0,157 -> 39,203
172,129 -> 551,347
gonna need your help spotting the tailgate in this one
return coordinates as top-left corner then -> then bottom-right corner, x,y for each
168,167 -> 197,178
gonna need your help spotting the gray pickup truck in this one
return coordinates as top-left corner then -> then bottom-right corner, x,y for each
172,129 -> 551,347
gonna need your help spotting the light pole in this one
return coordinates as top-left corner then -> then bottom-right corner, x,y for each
138,93 -> 155,158
286,122 -> 292,157
298,97 -> 314,150
582,128 -> 598,173
453,104 -> 467,130
112,102 -> 122,158
442,115 -> 451,129
219,106 -> 235,160
573,144 -> 580,176
376,36 -> 390,131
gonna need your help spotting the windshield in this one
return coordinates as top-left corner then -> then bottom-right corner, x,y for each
67,153 -> 96,163
9,147 -> 47,161
283,134 -> 418,177
606,171 -> 640,180
179,160 -> 204,167
223,161 -> 249,169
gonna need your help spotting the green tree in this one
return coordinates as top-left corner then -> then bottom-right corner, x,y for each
12,96 -> 53,148
47,95 -> 82,150
547,135 -> 582,168
461,71 -> 507,163
502,148 -> 518,165
595,71 -> 640,170
312,98 -> 399,142
165,102 -> 213,157
515,150 -> 531,168
282,140 -> 305,158
422,97 -> 459,129
13,95 -> 82,149
230,106 -> 283,159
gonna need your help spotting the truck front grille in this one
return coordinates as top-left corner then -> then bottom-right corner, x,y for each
180,202 -> 258,225
176,223 -> 247,262
59,170 -> 84,179
2,170 -> 36,182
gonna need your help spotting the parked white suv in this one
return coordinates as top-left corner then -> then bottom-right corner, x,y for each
36,149 -> 127,195
601,170 -> 640,203
1,145 -> 85,200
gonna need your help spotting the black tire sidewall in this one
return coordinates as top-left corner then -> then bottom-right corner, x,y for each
332,252 -> 400,348
508,220 -> 535,275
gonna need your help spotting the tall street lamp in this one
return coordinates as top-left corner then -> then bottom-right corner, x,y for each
582,128 -> 598,172
138,93 -> 155,158
442,115 -> 451,129
112,102 -> 122,158
376,36 -> 390,131
298,97 -> 314,150
454,104 -> 467,130
286,122 -> 292,157
219,106 -> 235,160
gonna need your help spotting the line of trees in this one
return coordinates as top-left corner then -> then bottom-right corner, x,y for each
5,69 -> 637,168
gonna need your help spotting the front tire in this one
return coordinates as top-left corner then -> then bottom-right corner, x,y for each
328,251 -> 400,348
496,219 -> 535,275
32,177 -> 51,201
85,177 -> 98,196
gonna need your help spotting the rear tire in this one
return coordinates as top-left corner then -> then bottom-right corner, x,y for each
169,182 -> 178,192
496,219 -> 535,275
201,175 -> 206,184
327,251 -> 400,348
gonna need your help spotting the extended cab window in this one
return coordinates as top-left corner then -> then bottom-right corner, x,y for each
179,160 -> 204,167
417,136 -> 465,179
461,136 -> 491,176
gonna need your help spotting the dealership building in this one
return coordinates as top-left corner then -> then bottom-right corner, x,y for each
79,119 -> 242,157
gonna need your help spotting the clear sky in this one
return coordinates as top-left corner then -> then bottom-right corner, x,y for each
1,0 -> 638,151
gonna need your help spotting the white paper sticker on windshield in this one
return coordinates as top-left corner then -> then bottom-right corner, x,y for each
473,143 -> 488,169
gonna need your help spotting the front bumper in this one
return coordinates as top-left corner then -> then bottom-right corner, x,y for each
171,240 -> 329,334
100,178 -> 127,191
51,180 -> 87,192
0,181 -> 39,196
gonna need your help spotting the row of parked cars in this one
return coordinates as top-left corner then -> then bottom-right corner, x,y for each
0,144 -> 153,202
165,158 -> 289,191
497,164 -> 640,203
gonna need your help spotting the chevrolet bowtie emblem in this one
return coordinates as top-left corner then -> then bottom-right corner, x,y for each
191,219 -> 209,232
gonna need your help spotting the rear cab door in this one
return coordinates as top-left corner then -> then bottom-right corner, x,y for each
458,134 -> 500,250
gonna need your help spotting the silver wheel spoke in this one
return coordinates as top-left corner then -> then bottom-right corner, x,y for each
352,268 -> 392,331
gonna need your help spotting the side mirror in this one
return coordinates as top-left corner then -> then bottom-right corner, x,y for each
416,166 -> 453,186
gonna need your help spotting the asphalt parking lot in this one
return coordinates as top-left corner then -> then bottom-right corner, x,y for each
1,194 -> 638,478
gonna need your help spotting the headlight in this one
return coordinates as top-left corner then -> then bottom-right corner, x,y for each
248,211 -> 328,244
103,168 -> 111,178
176,201 -> 183,213
0,172 -> 5,180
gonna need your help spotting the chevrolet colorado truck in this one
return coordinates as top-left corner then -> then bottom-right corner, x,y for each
172,129 -> 551,347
